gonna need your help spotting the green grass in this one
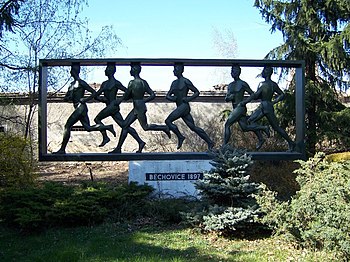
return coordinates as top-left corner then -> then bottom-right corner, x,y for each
0,222 -> 336,262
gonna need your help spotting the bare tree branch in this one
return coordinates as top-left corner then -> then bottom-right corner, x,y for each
0,62 -> 36,71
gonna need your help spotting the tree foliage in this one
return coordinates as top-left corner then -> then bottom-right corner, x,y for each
183,146 -> 265,236
210,27 -> 238,85
254,0 -> 350,154
254,0 -> 350,85
0,0 -> 23,36
211,27 -> 237,59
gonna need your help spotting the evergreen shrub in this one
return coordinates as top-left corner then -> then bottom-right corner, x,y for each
250,160 -> 300,200
326,151 -> 350,162
0,133 -> 36,188
143,198 -> 199,224
257,153 -> 350,259
183,145 -> 266,236
0,181 -> 154,232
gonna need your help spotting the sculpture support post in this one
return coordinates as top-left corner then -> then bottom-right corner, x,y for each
295,65 -> 305,158
38,63 -> 48,159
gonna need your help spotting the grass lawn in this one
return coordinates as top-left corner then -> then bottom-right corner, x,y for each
0,222 -> 335,262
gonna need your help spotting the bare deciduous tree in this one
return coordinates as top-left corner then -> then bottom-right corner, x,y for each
0,0 -> 122,140
211,27 -> 238,86
211,27 -> 238,59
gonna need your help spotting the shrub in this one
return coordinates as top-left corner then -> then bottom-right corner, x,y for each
319,107 -> 350,152
326,151 -> 350,162
257,152 -> 350,259
0,181 -> 154,232
183,145 -> 266,236
0,133 -> 36,188
250,160 -> 300,201
142,198 -> 199,224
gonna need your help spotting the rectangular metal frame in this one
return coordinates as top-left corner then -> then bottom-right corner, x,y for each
39,58 -> 305,161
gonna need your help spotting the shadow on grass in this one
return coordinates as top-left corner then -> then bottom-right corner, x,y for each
0,223 -> 256,262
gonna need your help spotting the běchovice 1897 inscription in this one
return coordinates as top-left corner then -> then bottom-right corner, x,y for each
145,172 -> 203,181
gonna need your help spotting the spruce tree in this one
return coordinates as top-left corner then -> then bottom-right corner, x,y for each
254,0 -> 350,154
187,145 -> 264,236
0,0 -> 23,36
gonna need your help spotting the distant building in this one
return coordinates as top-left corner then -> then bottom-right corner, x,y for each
213,84 -> 227,91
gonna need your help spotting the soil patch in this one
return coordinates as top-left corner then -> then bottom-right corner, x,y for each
36,161 -> 129,185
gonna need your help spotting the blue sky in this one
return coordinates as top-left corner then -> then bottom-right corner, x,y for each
82,0 -> 284,90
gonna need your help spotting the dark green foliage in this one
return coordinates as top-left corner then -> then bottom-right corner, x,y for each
0,181 -> 154,232
257,153 -> 350,259
0,0 -> 23,36
250,160 -> 300,201
254,0 -> 350,155
320,107 -> 350,151
0,133 -> 36,188
254,0 -> 350,85
143,198 -> 199,225
276,78 -> 350,153
184,146 -> 265,236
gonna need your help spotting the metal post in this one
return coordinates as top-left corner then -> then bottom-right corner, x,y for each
295,64 -> 306,158
38,63 -> 48,159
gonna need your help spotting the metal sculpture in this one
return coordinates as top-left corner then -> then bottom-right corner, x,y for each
109,62 -> 170,153
53,63 -> 115,154
223,65 -> 270,149
39,58 -> 305,161
165,63 -> 214,150
240,66 -> 296,152
80,62 -> 145,152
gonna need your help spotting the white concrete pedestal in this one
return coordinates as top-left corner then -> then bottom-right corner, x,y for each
129,160 -> 213,199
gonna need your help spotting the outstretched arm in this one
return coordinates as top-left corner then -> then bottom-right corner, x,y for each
116,80 -> 128,93
244,82 -> 255,96
120,85 -> 131,101
110,82 -> 129,107
239,83 -> 262,106
80,81 -> 102,103
109,81 -> 128,104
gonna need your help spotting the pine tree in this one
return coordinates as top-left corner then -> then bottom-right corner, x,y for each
186,145 -> 264,236
254,0 -> 350,154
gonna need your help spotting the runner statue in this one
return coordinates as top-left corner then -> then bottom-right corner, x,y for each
81,62 -> 145,153
53,63 -> 115,154
240,66 -> 295,151
109,62 -> 171,153
165,63 -> 214,150
223,65 -> 270,149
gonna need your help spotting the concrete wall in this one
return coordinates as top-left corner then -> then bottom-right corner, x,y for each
0,91 -> 231,152
46,101 -> 229,153
0,98 -> 262,154
0,101 -> 230,153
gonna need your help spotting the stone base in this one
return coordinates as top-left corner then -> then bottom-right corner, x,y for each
128,160 -> 213,199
